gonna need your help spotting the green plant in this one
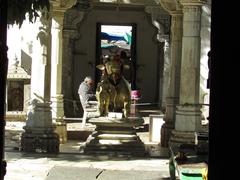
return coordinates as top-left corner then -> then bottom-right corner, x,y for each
6,0 -> 50,27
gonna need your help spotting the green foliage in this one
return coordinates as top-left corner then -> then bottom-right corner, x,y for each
7,0 -> 50,27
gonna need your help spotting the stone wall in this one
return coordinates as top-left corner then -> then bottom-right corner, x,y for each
63,5 -> 163,117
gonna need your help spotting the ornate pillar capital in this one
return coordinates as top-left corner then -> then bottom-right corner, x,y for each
179,0 -> 206,6
159,0 -> 183,15
144,6 -> 170,42
63,8 -> 85,30
51,0 -> 78,11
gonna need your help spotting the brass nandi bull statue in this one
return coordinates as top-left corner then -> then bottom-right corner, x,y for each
96,55 -> 131,118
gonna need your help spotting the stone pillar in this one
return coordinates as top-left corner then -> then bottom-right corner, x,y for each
51,15 -> 67,144
62,30 -> 79,117
160,11 -> 183,147
170,0 -> 206,146
145,6 -> 171,108
21,11 -> 59,153
62,7 -> 86,117
160,37 -> 171,108
50,0 -> 79,141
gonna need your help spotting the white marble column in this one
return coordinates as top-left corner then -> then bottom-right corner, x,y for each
51,16 -> 67,143
21,12 -> 59,153
161,11 -> 183,147
51,17 -> 64,120
171,0 -> 206,145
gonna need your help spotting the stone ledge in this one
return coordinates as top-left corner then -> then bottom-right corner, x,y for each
88,116 -> 144,127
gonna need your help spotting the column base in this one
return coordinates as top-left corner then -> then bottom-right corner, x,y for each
175,104 -> 202,131
161,120 -> 174,147
170,130 -> 196,147
54,121 -> 67,144
21,126 -> 59,153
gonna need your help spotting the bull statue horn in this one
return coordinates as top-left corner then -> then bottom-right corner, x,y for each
96,64 -> 105,70
123,64 -> 130,70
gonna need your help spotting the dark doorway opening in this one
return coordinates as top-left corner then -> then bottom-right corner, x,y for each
7,81 -> 24,111
95,23 -> 137,89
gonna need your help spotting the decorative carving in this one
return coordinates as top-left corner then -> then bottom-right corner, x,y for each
157,17 -> 171,35
183,5 -> 201,14
159,0 -> 183,14
171,14 -> 183,38
51,0 -> 78,9
37,10 -> 51,47
76,0 -> 91,9
179,0 -> 206,6
64,8 -> 85,30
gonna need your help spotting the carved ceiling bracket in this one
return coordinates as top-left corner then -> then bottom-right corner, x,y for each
50,0 -> 78,20
63,1 -> 92,38
145,6 -> 170,42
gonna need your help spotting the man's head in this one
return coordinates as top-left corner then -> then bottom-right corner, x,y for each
84,76 -> 94,87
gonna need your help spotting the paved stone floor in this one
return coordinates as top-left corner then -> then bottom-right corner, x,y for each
4,150 -> 170,180
4,106 -> 171,180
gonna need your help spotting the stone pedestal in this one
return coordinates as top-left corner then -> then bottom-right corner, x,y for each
81,116 -> 146,156
161,120 -> 174,147
21,102 -> 59,153
21,127 -> 59,153
51,94 -> 67,144
161,97 -> 179,147
170,105 -> 202,145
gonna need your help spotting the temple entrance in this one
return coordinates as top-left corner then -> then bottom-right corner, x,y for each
95,23 -> 137,90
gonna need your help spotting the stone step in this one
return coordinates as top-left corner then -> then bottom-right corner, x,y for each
98,130 -> 135,134
83,145 -> 146,156
98,139 -> 138,144
97,134 -> 137,140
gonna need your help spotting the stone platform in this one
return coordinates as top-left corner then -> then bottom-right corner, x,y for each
81,116 -> 146,156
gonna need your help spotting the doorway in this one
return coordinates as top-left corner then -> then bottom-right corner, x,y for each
95,23 -> 137,89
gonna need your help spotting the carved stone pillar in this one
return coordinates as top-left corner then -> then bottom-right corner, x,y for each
62,6 -> 87,117
161,37 -> 171,107
62,30 -> 80,117
159,0 -> 183,147
145,6 -> 170,108
51,15 -> 67,144
161,13 -> 183,147
21,11 -> 59,153
170,0 -> 206,146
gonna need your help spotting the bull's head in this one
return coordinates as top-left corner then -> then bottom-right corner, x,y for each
97,55 -> 129,85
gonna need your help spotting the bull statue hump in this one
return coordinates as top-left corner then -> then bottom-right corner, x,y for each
96,55 -> 131,118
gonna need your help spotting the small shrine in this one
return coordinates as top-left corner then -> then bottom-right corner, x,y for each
80,55 -> 146,156
6,58 -> 31,121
